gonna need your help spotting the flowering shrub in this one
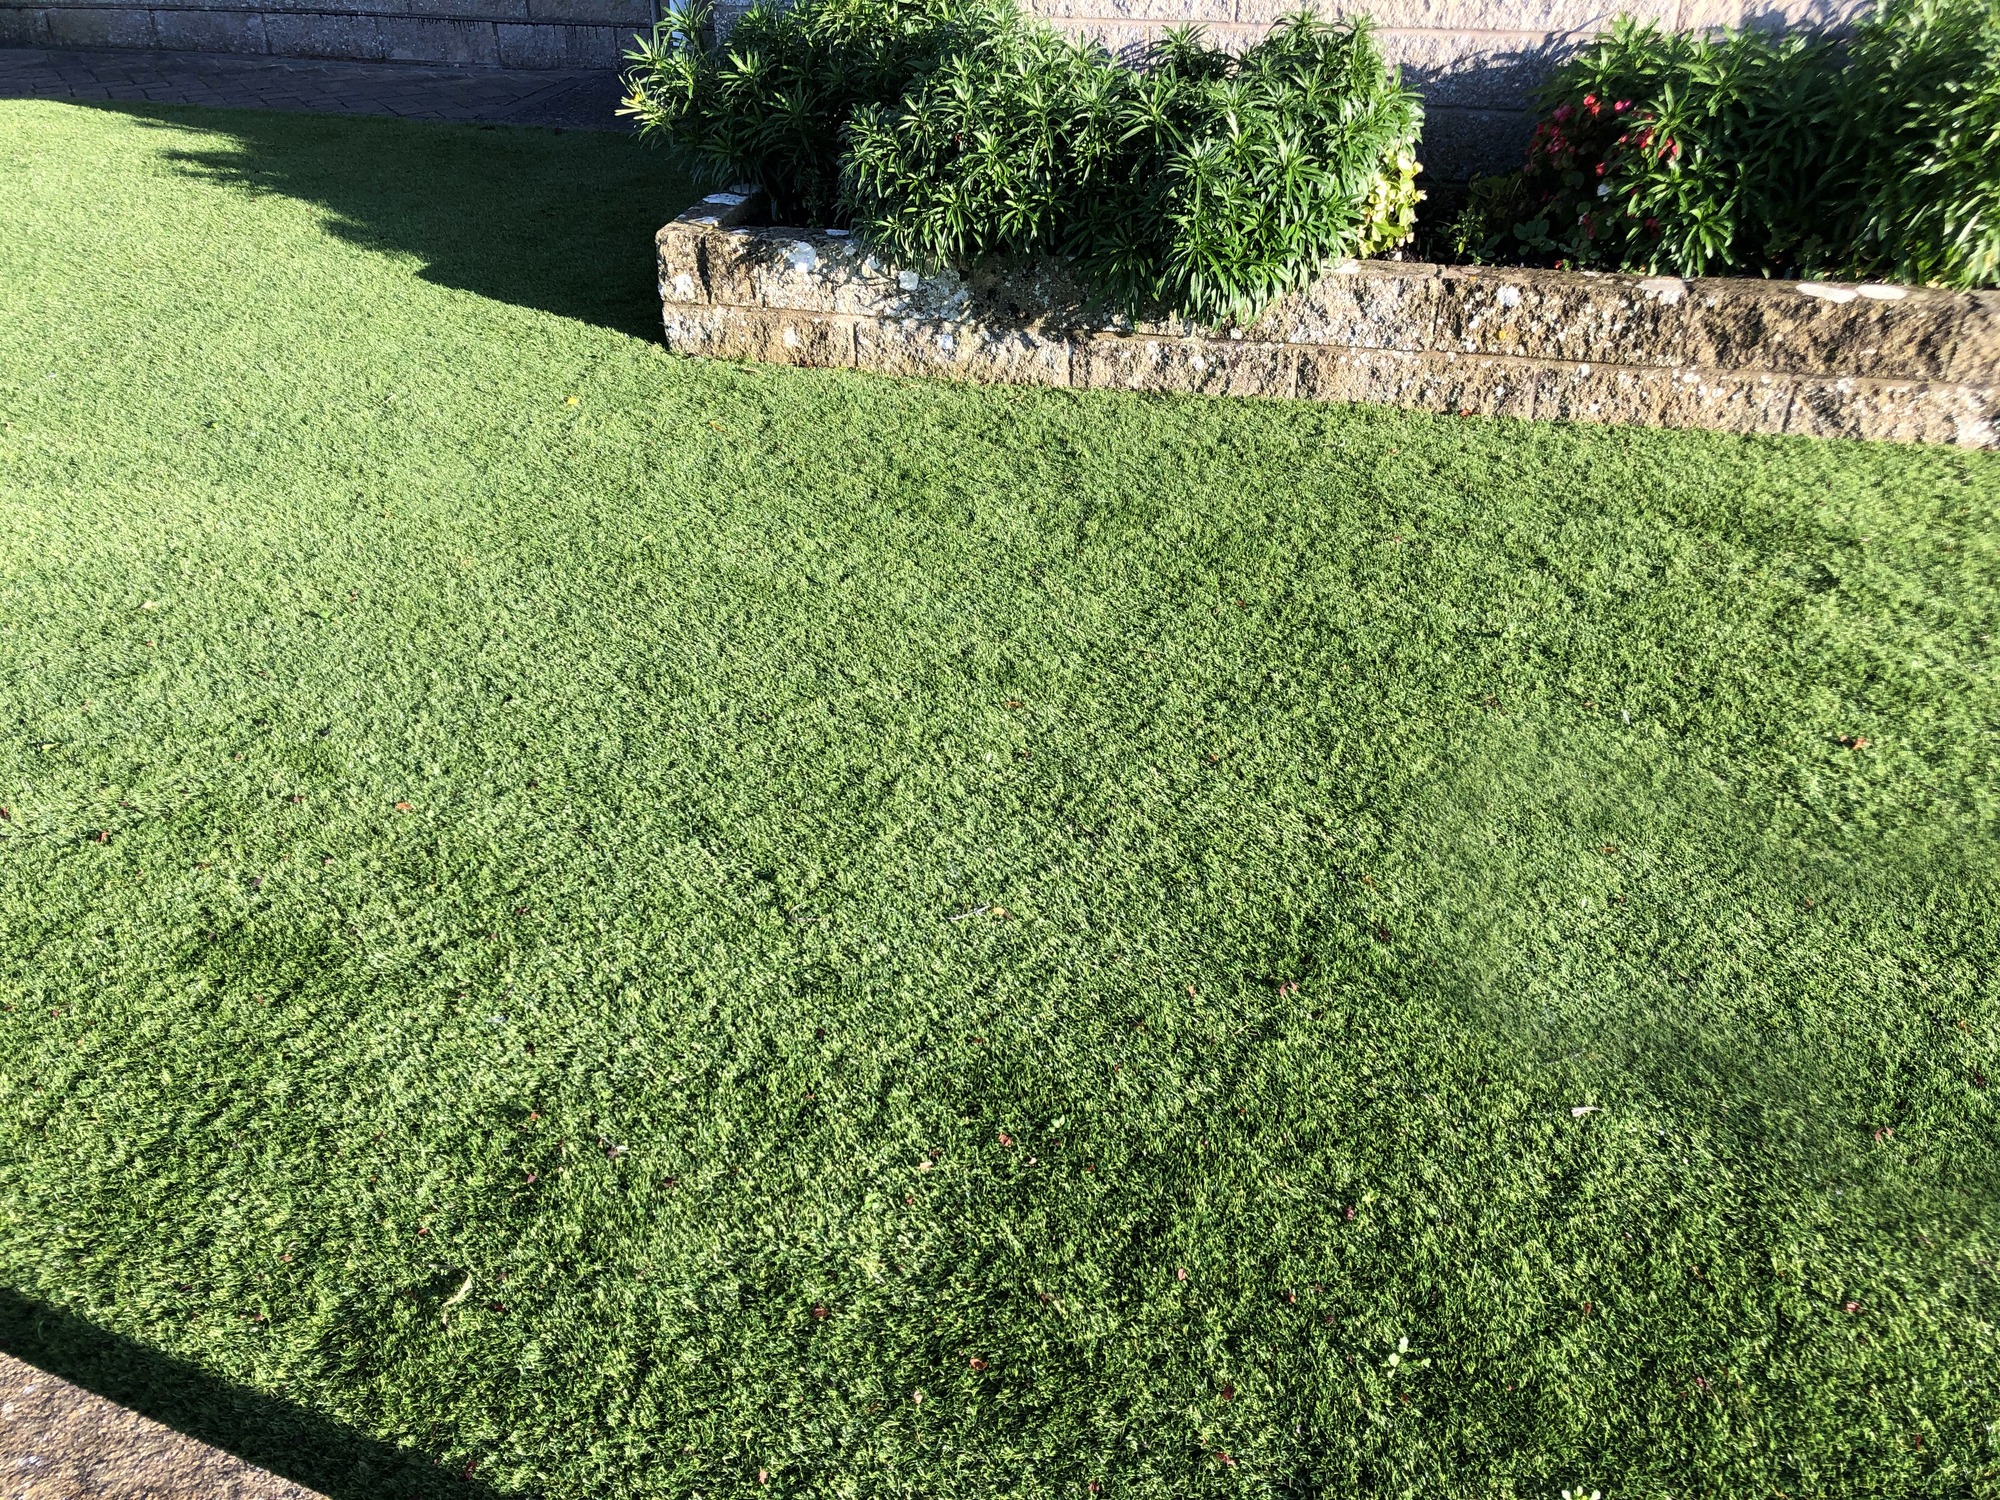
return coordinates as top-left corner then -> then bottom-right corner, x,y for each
1450,0 -> 2000,287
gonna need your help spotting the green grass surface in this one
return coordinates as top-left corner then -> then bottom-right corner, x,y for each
2,99 -> 1998,1499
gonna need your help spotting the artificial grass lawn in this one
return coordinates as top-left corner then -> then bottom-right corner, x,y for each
2,97 -> 1998,1499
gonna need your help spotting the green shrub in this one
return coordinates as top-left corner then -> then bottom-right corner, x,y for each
1844,0 -> 2000,286
621,0 -> 1006,225
843,14 -> 1425,322
1449,0 -> 2000,287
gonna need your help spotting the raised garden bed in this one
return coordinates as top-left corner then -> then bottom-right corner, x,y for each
660,191 -> 2000,447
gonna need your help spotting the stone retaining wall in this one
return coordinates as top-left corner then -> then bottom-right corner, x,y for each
658,191 -> 1999,446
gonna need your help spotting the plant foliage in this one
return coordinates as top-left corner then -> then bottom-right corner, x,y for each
1449,0 -> 2000,287
625,1 -> 1422,321
621,0 -> 1006,225
843,14 -> 1424,322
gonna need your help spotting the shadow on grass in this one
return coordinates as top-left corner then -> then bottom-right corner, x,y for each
96,101 -> 700,339
0,1288 -> 499,1499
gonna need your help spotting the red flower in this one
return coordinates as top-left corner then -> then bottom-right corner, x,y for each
1614,98 -> 1633,113
1583,93 -> 1600,114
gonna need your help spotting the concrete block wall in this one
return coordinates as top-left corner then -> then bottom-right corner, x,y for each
0,0 -> 657,68
0,0 -> 1861,176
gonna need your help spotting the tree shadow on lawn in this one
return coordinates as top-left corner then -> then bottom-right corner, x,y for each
97,102 -> 700,340
0,1288 -> 500,1499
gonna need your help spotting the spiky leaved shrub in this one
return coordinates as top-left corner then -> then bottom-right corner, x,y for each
842,14 -> 1424,322
1842,0 -> 2000,286
1449,0 -> 2000,286
621,0 -> 1006,225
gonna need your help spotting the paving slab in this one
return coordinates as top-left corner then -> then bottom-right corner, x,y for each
0,1351 -> 325,1500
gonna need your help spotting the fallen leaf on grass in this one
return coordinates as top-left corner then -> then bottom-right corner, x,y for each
394,801 -> 413,812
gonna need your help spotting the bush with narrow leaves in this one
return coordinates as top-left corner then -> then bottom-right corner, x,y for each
621,0 -> 1006,225
843,15 -> 1425,322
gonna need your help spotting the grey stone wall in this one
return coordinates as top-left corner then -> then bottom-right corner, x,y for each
657,188 -> 2000,447
0,0 -> 655,68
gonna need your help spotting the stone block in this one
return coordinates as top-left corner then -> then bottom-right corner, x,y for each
1679,0 -> 1867,30
1232,0 -> 1678,30
1243,262 -> 1439,351
663,305 -> 856,368
374,0 -> 528,16
1784,378 -> 1997,447
1434,268 -> 1692,368
1418,104 -> 1534,184
152,7 -> 270,51
657,227 -> 710,307
1295,346 -> 1537,417
0,7 -> 51,45
1530,361 -> 1797,434
1080,335 -> 1294,398
526,0 -> 651,23
1947,293 -> 2000,386
1431,270 -> 1963,380
377,15 -> 500,62
494,18 -> 619,63
42,6 -> 158,48
262,11 -> 383,57
1372,27 -> 1577,112
855,320 -> 1074,386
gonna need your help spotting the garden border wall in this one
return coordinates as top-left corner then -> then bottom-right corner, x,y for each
659,191 -> 1999,447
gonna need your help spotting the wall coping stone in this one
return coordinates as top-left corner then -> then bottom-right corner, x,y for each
658,192 -> 2000,446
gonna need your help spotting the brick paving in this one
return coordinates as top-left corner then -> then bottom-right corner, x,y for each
0,44 -> 628,128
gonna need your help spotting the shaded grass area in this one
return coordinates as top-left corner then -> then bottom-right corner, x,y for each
2,99 -> 1998,1498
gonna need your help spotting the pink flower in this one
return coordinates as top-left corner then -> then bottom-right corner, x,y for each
1553,103 -> 1574,123
1583,93 -> 1601,115
1614,98 -> 1633,113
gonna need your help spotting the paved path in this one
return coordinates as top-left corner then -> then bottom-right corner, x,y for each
1,1352 -> 322,1500
0,45 -> 628,128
